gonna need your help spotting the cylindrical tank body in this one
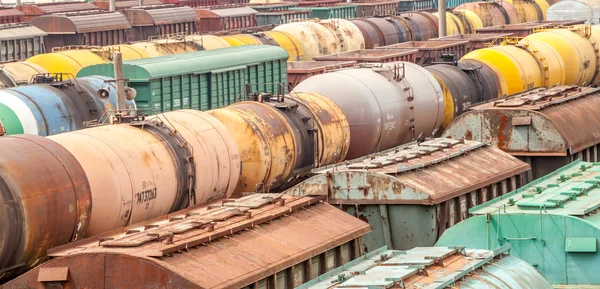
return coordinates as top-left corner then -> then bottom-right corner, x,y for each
0,62 -> 47,88
265,30 -> 305,61
48,125 -> 180,235
350,18 -> 411,48
455,2 -> 509,27
433,12 -> 466,35
499,1 -> 522,23
575,24 -> 600,86
131,40 -> 197,57
400,11 -> 439,41
462,45 -> 542,95
426,64 -> 481,129
453,9 -> 484,33
512,0 -> 544,22
547,0 -> 600,24
533,0 -> 550,18
457,59 -> 501,102
319,19 -> 365,52
220,34 -> 263,46
25,50 -> 106,76
523,29 -> 597,86
274,22 -> 339,60
0,135 -> 91,280
0,76 -> 133,136
517,38 -> 566,87
208,95 -> 349,196
294,62 -> 444,160
105,44 -> 149,60
185,35 -> 231,50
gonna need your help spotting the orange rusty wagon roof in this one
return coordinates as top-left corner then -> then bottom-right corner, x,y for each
4,194 -> 370,289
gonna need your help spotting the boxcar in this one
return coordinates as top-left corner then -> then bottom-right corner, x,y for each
31,11 -> 130,50
0,8 -> 24,24
77,45 -> 289,113
195,6 -> 258,33
0,24 -> 46,63
123,6 -> 197,41
17,2 -> 100,22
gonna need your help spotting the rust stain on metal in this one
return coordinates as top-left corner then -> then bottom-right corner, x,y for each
5,195 -> 371,289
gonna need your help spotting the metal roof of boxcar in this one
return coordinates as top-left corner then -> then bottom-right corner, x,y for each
30,2 -> 99,14
37,194 -> 371,289
77,45 -> 289,79
31,12 -> 130,33
210,6 -> 258,17
296,244 -> 552,289
0,8 -> 24,17
469,160 -> 600,220
124,6 -> 198,25
443,85 -> 600,155
0,24 -> 46,40
287,138 -> 529,205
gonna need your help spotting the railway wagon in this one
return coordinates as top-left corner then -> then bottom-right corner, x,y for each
17,2 -> 100,22
256,10 -> 311,26
547,0 -> 600,24
286,138 -> 529,251
0,75 -> 135,136
2,194 -> 371,289
437,160 -> 600,287
377,40 -> 469,65
123,6 -> 198,41
352,1 -> 398,17
0,8 -> 25,24
31,11 -> 131,50
77,45 -> 288,113
290,5 -> 357,19
160,0 -> 218,7
91,0 -> 164,10
298,245 -> 553,288
0,24 -> 46,63
287,60 -> 356,88
443,86 -> 600,183
195,6 -> 258,33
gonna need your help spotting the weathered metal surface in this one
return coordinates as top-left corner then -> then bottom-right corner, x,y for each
195,7 -> 258,33
48,121 -> 188,236
297,245 -> 553,289
0,24 -> 46,63
462,45 -> 542,96
455,2 -> 511,26
256,10 -> 311,26
430,33 -> 512,52
578,24 -> 600,86
4,194 -> 371,289
184,34 -> 231,50
443,86 -> 600,178
352,1 -> 398,17
92,0 -> 163,10
433,11 -> 467,35
522,28 -> 597,86
426,64 -> 481,128
287,60 -> 356,88
130,39 -> 197,57
0,75 -> 131,136
287,138 -> 527,249
398,11 -> 439,41
265,30 -> 304,61
124,6 -> 197,41
291,5 -> 357,19
31,12 -> 130,49
17,2 -> 99,21
294,62 -> 444,160
500,0 -> 523,23
274,21 -> 339,60
380,40 -> 468,65
0,62 -> 46,87
350,17 -> 411,49
436,160 -> 600,286
319,19 -> 365,52
517,37 -> 567,87
149,110 -> 240,201
314,49 -> 418,63
0,135 -> 91,281
547,0 -> 600,24
0,8 -> 24,24
457,59 -> 501,102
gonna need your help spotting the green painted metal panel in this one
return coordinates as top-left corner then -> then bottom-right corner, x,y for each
77,45 -> 288,114
565,237 -> 597,252
436,160 -> 600,286
290,6 -> 357,19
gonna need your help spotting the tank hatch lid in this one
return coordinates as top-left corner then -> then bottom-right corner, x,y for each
469,160 -> 600,218
44,194 -> 371,288
296,244 -> 552,289
287,138 -> 529,205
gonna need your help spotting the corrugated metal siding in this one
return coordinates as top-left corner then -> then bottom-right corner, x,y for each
0,24 -> 46,41
37,2 -> 99,14
66,12 -> 131,33
211,6 -> 259,17
0,24 -> 46,62
0,8 -> 24,17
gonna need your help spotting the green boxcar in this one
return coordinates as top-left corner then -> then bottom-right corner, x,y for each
256,10 -> 311,25
77,45 -> 289,113
249,3 -> 298,12
291,5 -> 357,19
